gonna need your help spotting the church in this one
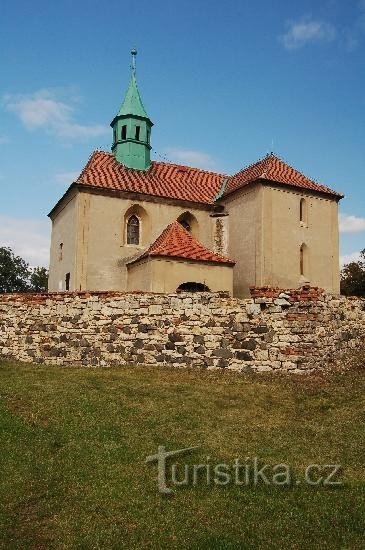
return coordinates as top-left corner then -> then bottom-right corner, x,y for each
48,51 -> 343,297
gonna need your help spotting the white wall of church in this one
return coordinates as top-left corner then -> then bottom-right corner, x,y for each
48,192 -> 78,292
222,184 -> 263,297
263,185 -> 340,293
74,192 -> 215,291
127,257 -> 233,294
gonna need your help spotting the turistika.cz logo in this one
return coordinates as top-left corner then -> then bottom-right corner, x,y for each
145,446 -> 343,495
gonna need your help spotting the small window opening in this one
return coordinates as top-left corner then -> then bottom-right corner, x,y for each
147,129 -> 150,144
300,245 -> 305,276
121,125 -> 127,140
65,273 -> 70,291
135,126 -> 140,141
300,198 -> 307,224
59,243 -> 63,262
127,215 -> 140,245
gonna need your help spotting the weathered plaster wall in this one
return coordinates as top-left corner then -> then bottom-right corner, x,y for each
223,184 -> 262,297
1,289 -> 363,373
72,191 -> 214,292
127,258 -> 233,294
262,185 -> 340,293
48,191 -> 78,292
221,184 -> 340,298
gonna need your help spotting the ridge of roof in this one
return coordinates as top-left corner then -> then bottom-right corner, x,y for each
82,150 -> 226,178
128,221 -> 236,266
224,153 -> 343,199
74,150 -> 225,205
57,150 -> 343,215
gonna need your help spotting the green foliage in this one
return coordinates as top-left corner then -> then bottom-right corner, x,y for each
0,247 -> 49,293
0,247 -> 31,293
341,249 -> 365,297
30,266 -> 48,292
0,361 -> 365,548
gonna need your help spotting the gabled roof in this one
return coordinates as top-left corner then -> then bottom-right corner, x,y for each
50,151 -> 343,219
75,151 -> 224,205
116,69 -> 150,120
127,222 -> 235,266
224,154 -> 343,199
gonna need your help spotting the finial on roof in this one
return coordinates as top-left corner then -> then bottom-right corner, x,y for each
131,48 -> 137,72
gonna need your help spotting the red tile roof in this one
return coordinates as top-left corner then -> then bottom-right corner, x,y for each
76,150 -> 224,205
128,222 -> 235,266
70,151 -> 342,210
224,154 -> 343,198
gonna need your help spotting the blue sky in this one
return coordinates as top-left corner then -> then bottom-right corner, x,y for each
0,0 -> 364,267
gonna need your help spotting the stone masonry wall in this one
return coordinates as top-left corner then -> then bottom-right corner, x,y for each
0,289 -> 364,373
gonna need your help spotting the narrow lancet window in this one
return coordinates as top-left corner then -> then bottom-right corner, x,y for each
121,125 -> 127,140
127,215 -> 140,245
300,198 -> 307,224
300,244 -> 308,277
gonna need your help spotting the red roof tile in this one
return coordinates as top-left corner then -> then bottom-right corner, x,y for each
224,154 -> 343,198
76,150 -> 224,205
128,222 -> 235,266
70,151 -> 342,210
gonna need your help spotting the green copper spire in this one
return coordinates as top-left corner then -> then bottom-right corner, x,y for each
111,49 -> 153,171
117,59 -> 149,118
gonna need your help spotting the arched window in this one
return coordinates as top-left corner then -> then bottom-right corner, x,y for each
127,215 -> 140,245
300,198 -> 307,224
177,212 -> 198,235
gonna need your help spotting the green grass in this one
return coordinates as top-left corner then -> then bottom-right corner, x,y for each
0,360 -> 364,549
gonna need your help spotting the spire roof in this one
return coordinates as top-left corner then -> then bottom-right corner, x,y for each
117,51 -> 149,119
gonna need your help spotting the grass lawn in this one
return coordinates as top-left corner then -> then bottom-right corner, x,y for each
0,360 -> 364,549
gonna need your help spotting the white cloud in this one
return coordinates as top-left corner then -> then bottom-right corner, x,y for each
3,89 -> 108,140
280,17 -> 336,49
340,251 -> 362,266
54,171 -> 80,186
339,213 -> 365,233
0,215 -> 50,267
164,148 -> 217,170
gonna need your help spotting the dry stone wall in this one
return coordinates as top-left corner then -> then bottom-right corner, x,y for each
0,289 -> 364,373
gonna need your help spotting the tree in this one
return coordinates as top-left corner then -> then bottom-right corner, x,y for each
0,247 -> 49,293
30,266 -> 49,292
0,247 -> 31,293
340,249 -> 365,297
